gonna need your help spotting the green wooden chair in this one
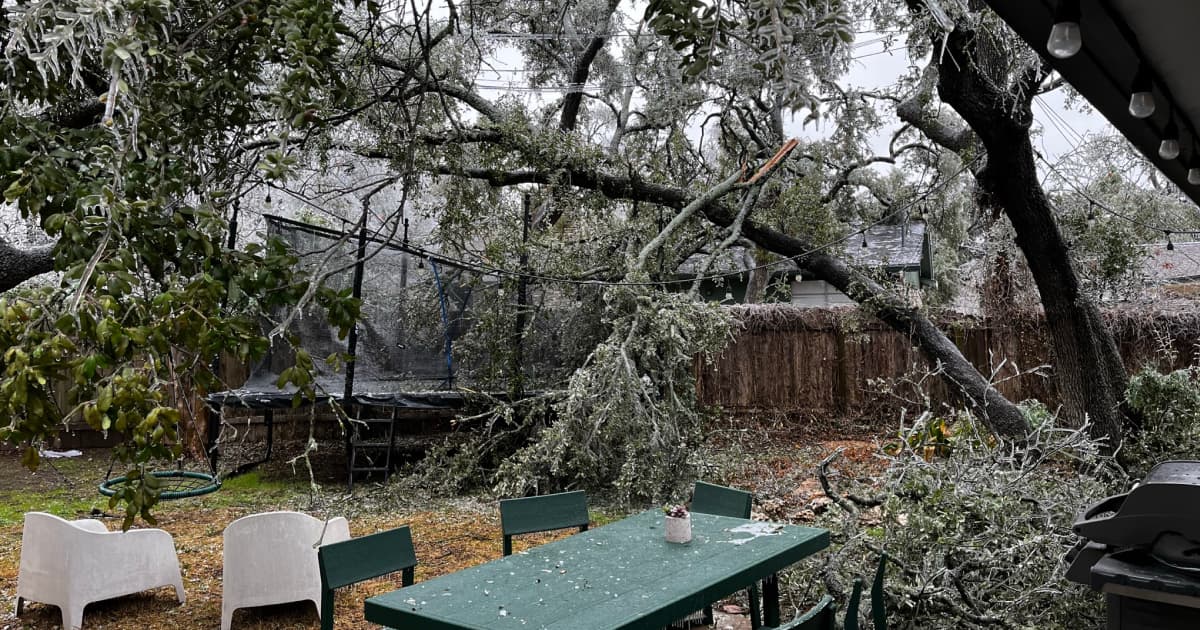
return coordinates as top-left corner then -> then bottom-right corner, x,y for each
687,481 -> 760,628
765,551 -> 886,630
499,490 -> 589,556
844,552 -> 888,630
765,576 -> 863,630
317,525 -> 417,630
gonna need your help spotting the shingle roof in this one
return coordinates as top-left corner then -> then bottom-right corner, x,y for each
848,221 -> 927,269
676,221 -> 929,275
1142,241 -> 1200,283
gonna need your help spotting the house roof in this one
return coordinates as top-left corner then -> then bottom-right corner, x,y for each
1142,241 -> 1200,283
850,221 -> 927,269
978,0 -> 1200,206
676,221 -> 929,275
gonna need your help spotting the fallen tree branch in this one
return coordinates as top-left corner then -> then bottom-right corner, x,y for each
428,156 -> 1031,439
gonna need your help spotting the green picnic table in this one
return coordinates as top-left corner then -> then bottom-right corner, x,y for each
364,509 -> 829,629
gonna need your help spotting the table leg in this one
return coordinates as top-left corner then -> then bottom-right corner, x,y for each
749,583 -> 762,629
762,573 -> 780,627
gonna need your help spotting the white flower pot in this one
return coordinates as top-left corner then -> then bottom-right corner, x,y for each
665,514 -> 692,544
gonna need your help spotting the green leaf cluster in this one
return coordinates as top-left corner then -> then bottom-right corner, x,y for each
0,0 -> 362,525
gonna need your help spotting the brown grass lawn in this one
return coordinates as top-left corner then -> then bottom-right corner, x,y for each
0,424 -> 886,630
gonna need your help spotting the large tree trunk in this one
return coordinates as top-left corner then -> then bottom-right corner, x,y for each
0,241 -> 54,293
930,19 -> 1128,445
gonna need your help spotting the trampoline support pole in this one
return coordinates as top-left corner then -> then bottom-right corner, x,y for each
343,201 -> 370,487
429,259 -> 455,388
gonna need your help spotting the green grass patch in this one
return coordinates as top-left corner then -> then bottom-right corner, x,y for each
190,470 -> 309,510
217,470 -> 277,491
0,489 -> 106,526
587,507 -> 631,527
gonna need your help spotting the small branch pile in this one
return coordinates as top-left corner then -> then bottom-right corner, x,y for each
495,287 -> 732,503
787,407 -> 1126,629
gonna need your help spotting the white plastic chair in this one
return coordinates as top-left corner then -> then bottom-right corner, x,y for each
221,511 -> 351,630
15,511 -> 185,630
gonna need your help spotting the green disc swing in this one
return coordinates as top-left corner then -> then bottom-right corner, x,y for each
99,468 -> 221,500
98,417 -> 222,501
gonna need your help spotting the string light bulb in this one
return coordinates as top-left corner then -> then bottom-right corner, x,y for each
1086,202 -> 1097,228
1189,164 -> 1200,185
1046,0 -> 1082,59
264,191 -> 272,207
1129,64 -> 1155,119
1159,118 -> 1181,160
1166,231 -> 1175,251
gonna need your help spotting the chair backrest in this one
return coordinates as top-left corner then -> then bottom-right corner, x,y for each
774,595 -> 835,630
843,578 -> 865,630
224,512 -> 350,601
871,552 -> 888,630
776,553 -> 885,630
691,481 -> 753,518
499,490 -> 589,556
317,526 -> 417,630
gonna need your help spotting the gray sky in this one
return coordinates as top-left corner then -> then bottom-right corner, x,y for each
812,37 -> 1115,165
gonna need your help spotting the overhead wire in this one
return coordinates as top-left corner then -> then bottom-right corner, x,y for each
1035,152 -> 1200,238
461,22 -> 907,42
335,155 -> 979,289
1033,95 -> 1087,148
471,42 -> 912,93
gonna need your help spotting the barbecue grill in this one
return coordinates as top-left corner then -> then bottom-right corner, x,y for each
1067,460 -> 1200,629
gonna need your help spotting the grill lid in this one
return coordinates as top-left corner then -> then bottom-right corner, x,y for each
1074,460 -> 1200,569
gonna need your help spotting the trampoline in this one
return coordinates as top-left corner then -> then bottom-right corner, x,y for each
205,212 -> 576,486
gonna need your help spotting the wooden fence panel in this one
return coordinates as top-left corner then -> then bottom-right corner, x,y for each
696,309 -> 1199,417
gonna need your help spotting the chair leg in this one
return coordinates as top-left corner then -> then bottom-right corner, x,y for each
64,601 -> 85,630
702,604 -> 714,625
15,596 -> 24,616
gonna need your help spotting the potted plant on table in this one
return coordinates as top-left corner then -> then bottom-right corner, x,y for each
663,504 -> 692,544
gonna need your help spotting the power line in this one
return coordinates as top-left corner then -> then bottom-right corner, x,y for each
317,155 -> 978,289
1033,96 -> 1086,148
473,34 -> 899,76
470,43 -> 911,94
461,23 -> 907,42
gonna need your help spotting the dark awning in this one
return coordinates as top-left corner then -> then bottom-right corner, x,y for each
978,0 -> 1200,206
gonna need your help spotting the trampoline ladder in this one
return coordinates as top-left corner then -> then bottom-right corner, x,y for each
347,407 -> 399,491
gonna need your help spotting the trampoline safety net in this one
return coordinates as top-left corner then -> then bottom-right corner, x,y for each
239,215 -> 583,396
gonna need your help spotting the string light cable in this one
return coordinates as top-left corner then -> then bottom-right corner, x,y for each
1035,148 -> 1200,290
1035,151 -> 1200,240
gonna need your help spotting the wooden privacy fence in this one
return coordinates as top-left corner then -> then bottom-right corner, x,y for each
695,305 -> 1200,417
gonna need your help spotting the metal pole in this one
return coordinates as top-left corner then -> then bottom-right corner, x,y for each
511,193 -> 531,400
206,198 -> 242,472
344,199 -> 370,401
400,217 -> 409,289
343,200 -> 370,484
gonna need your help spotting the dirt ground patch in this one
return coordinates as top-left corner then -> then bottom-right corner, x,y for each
0,427 -> 888,630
